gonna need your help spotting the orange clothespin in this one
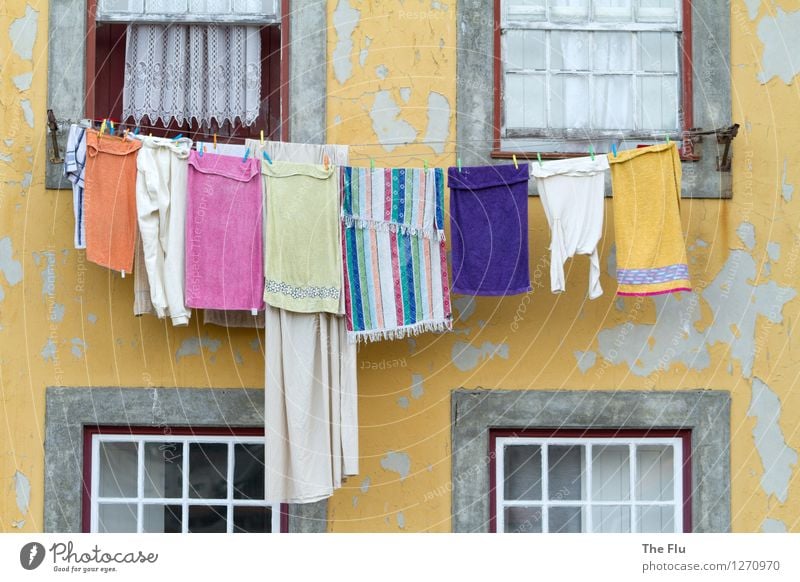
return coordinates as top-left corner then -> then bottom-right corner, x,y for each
323,154 -> 330,171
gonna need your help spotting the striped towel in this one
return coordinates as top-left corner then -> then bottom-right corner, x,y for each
341,167 -> 452,343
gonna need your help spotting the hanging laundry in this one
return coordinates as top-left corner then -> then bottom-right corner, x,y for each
84,129 -> 142,273
342,167 -> 452,343
262,161 -> 342,314
531,156 -> 607,299
134,135 -> 193,326
448,164 -> 532,296
608,142 -> 691,296
133,235 -> 153,317
64,124 -> 87,249
260,141 -> 357,504
184,151 -> 264,310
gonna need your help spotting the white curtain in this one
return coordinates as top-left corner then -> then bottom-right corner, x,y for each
123,24 -> 261,127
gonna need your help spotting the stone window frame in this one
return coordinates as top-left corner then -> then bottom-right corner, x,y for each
46,0 -> 327,189
44,387 -> 327,533
451,389 -> 731,533
456,0 -> 733,198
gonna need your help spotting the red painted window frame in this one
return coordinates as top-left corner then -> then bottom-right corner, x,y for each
84,0 -> 290,142
488,428 -> 693,533
82,425 -> 289,533
491,0 -> 695,160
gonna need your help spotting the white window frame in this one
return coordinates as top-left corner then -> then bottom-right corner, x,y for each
500,0 -> 684,144
90,433 -> 281,534
495,436 -> 683,533
95,0 -> 280,24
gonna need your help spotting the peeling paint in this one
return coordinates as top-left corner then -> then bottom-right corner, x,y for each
397,511 -> 406,529
249,338 -> 261,352
452,295 -> 476,322
767,242 -> 780,262
397,396 -> 410,409
781,159 -> 794,202
40,339 -> 57,361
9,5 -> 38,61
359,36 -> 372,67
234,349 -> 244,365
14,470 -> 31,514
12,72 -> 32,92
0,237 -> 23,302
37,251 -> 56,298
411,374 -> 424,399
451,341 -> 509,372
423,91 -> 451,154
761,518 -> 788,533
743,0 -> 761,21
748,378 -> 798,503
20,99 -> 34,128
695,238 -> 709,248
369,91 -> 418,152
50,302 -> 65,323
175,336 -> 222,361
757,8 -> 800,84
380,451 -> 411,480
87,313 -> 97,324
375,64 -> 389,80
70,338 -> 86,359
737,221 -> 756,250
574,350 -> 597,373
332,0 -> 361,85
399,87 -> 412,103
360,476 -> 371,494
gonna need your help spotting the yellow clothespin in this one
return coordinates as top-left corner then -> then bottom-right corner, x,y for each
99,119 -> 106,136
260,129 -> 265,147
213,133 -> 217,150
512,154 -> 519,170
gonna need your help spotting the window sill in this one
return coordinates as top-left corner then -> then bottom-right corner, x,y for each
491,148 -> 702,163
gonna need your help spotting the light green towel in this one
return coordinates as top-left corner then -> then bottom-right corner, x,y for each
262,161 -> 342,314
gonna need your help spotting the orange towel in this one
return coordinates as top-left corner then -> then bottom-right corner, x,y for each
84,130 -> 142,273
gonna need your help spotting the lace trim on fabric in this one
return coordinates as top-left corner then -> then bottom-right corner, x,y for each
265,280 -> 341,302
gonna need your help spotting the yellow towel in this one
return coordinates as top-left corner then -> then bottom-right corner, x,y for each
608,143 -> 691,296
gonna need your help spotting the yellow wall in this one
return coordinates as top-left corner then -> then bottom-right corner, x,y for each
1,0 -> 799,532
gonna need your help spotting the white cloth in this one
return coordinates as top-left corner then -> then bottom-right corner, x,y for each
123,24 -> 261,127
135,135 -> 193,326
260,140 -> 357,503
531,155 -> 608,299
64,124 -> 87,249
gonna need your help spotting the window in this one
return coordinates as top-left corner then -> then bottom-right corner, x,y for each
84,427 -> 284,533
496,0 -> 690,154
86,0 -> 285,141
492,430 -> 690,533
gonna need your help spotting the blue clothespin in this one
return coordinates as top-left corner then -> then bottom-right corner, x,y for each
133,126 -> 140,136
612,144 -> 618,158
589,145 -> 595,161
262,151 -> 273,165
172,134 -> 183,141
198,143 -> 204,157
243,146 -> 251,163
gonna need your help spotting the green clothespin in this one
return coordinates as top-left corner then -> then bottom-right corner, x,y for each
370,158 -> 375,170
666,134 -> 670,144
457,157 -> 462,172
589,145 -> 595,161
424,160 -> 429,172
537,152 -> 543,168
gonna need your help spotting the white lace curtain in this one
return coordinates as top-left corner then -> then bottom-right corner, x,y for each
123,24 -> 261,127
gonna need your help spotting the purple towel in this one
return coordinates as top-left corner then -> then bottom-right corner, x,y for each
448,164 -> 531,296
185,151 -> 265,310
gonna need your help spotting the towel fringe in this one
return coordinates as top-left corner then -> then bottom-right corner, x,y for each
349,319 -> 453,344
342,214 -> 445,241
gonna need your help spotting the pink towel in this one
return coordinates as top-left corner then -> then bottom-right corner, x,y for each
185,151 -> 265,310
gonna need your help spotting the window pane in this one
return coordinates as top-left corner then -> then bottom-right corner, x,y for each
549,506 -> 582,533
636,445 -> 675,501
504,445 -> 542,501
505,74 -> 546,129
551,31 -> 590,71
145,0 -> 188,12
550,75 -> 590,129
594,75 -> 634,129
594,33 -> 633,71
98,441 -> 138,498
636,0 -> 678,23
189,443 -> 228,499
142,504 -> 182,533
188,505 -> 227,533
594,0 -> 632,22
504,31 -> 546,71
504,506 -> 543,533
234,444 -> 265,500
592,505 -> 631,532
550,0 -> 589,23
99,0 -> 143,12
548,445 -> 584,500
143,442 -> 183,498
637,505 -> 676,532
98,503 -> 137,533
189,0 -> 231,11
638,32 -> 677,72
638,76 -> 678,130
234,506 -> 273,533
506,0 -> 546,20
592,445 -> 630,501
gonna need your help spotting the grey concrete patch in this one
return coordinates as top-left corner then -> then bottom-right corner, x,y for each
451,341 -> 509,372
411,374 -> 425,399
44,387 -> 327,533
375,64 -> 389,80
175,336 -> 221,361
359,35 -> 372,68
369,91 -> 418,152
289,0 -> 328,144
332,0 -> 360,85
0,237 -> 23,299
757,8 -> 800,84
14,470 -> 31,514
9,4 -> 38,60
767,242 -> 781,262
20,99 -> 34,128
360,476 -> 371,494
782,159 -> 794,202
737,222 -> 756,250
452,295 -> 476,322
761,517 -> 788,533
400,87 -> 412,103
451,389 -> 731,532
13,72 -> 33,91
743,0 -> 761,20
381,451 -> 411,480
574,350 -> 597,374
397,396 -> 410,409
423,91 -> 451,154
748,378 -> 798,503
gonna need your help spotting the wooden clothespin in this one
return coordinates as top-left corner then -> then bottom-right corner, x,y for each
262,151 -> 273,165
457,157 -> 462,172
242,146 -> 251,163
537,152 -> 543,168
611,144 -> 618,158
512,154 -> 519,170
589,145 -> 595,161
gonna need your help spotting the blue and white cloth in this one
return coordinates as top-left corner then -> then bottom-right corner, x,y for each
64,124 -> 87,249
